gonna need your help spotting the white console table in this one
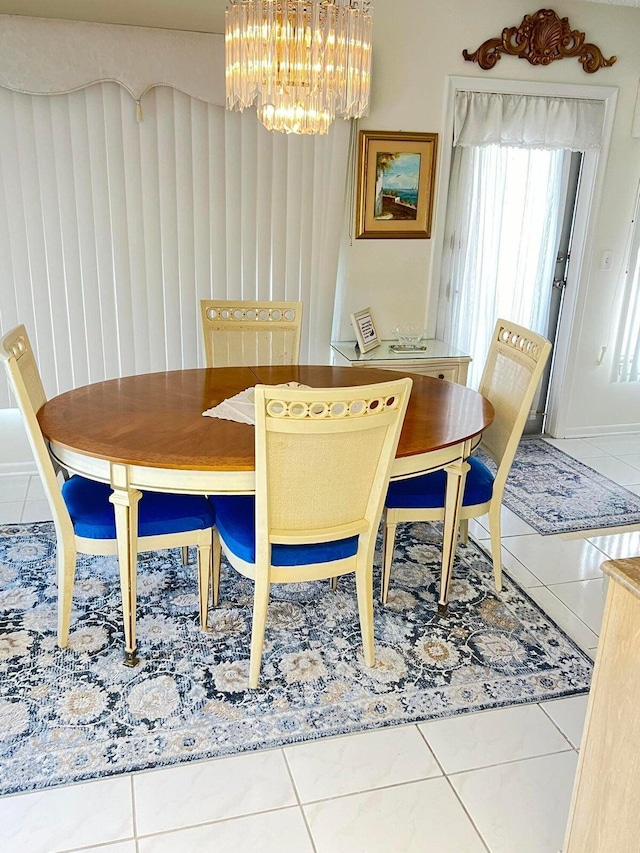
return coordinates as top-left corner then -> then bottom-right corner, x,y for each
331,340 -> 471,385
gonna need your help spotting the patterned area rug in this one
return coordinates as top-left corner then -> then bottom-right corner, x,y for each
0,521 -> 592,796
481,438 -> 640,535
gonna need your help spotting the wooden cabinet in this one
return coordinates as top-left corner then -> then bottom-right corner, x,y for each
564,556 -> 640,852
331,340 -> 471,386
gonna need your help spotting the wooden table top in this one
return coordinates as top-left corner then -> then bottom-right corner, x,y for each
38,365 -> 494,472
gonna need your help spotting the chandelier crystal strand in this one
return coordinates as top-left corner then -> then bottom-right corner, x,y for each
225,0 -> 372,135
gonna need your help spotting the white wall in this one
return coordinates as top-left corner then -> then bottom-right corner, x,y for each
336,0 -> 640,436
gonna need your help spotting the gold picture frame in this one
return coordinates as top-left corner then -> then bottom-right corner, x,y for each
351,307 -> 380,353
355,130 -> 438,239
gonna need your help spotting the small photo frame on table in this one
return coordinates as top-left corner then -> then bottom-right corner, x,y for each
351,308 -> 380,353
355,130 -> 438,239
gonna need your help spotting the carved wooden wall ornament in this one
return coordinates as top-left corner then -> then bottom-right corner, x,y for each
463,8 -> 616,73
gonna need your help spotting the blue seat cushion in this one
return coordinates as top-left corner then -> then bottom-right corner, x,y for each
62,476 -> 214,540
211,495 -> 359,567
386,456 -> 494,510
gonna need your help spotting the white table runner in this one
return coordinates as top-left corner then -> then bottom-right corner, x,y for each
203,382 -> 310,425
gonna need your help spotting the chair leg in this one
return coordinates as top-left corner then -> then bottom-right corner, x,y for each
249,572 -> 270,688
57,545 -> 77,648
197,535 -> 213,631
249,572 -> 270,689
355,564 -> 375,667
380,519 -> 397,605
212,529 -> 222,607
459,518 -> 469,545
181,545 -> 189,565
488,502 -> 503,592
329,577 -> 338,591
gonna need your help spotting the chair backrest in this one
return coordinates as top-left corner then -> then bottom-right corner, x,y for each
0,324 -> 73,539
200,300 -> 303,368
478,319 -> 552,489
253,378 -> 412,555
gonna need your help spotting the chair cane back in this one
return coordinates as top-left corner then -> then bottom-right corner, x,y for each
207,377 -> 413,688
382,319 -> 552,604
200,300 -> 302,368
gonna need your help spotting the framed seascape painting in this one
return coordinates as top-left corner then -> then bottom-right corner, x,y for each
355,130 -> 438,239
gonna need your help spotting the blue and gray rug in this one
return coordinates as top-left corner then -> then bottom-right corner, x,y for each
482,438 -> 640,535
0,521 -> 592,796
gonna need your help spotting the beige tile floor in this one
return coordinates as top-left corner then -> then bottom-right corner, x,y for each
1,434 -> 639,853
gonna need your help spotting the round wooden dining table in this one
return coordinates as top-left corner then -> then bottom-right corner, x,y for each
38,364 -> 494,663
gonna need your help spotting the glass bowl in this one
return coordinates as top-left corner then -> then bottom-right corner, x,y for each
393,325 -> 426,348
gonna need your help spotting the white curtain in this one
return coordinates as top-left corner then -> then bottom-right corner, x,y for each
437,143 -> 566,387
454,91 -> 605,151
612,183 -> 640,382
438,91 -> 604,389
0,83 -> 351,408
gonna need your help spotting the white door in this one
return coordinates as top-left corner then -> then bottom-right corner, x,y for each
529,151 -> 583,434
429,78 -> 618,438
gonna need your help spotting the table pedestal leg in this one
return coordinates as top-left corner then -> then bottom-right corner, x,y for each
109,465 -> 142,666
438,456 -> 470,616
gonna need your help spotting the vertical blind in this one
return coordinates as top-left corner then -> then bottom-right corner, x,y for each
0,83 -> 351,408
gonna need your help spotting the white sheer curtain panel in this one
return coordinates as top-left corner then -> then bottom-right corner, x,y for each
438,91 -> 605,388
0,83 -> 351,407
437,143 -> 565,387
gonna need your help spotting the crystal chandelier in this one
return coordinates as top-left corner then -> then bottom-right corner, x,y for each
225,0 -> 373,135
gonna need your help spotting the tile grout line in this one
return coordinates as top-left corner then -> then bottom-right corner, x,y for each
279,745 -> 576,812
414,727 -> 491,853
130,774 -> 139,846
57,838 -> 136,853
18,489 -> 28,523
281,747 -> 319,853
538,702 -> 584,752
537,583 -> 602,641
130,803 -> 313,845
442,774 -> 492,853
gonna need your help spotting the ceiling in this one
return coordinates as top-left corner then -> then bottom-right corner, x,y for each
0,0 -> 637,35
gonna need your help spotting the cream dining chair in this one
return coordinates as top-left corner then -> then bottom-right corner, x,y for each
0,324 -> 215,652
193,298 -> 303,568
200,299 -> 303,368
205,377 -> 413,688
381,319 -> 552,605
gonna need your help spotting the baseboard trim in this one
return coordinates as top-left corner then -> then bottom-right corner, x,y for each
563,423 -> 640,439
